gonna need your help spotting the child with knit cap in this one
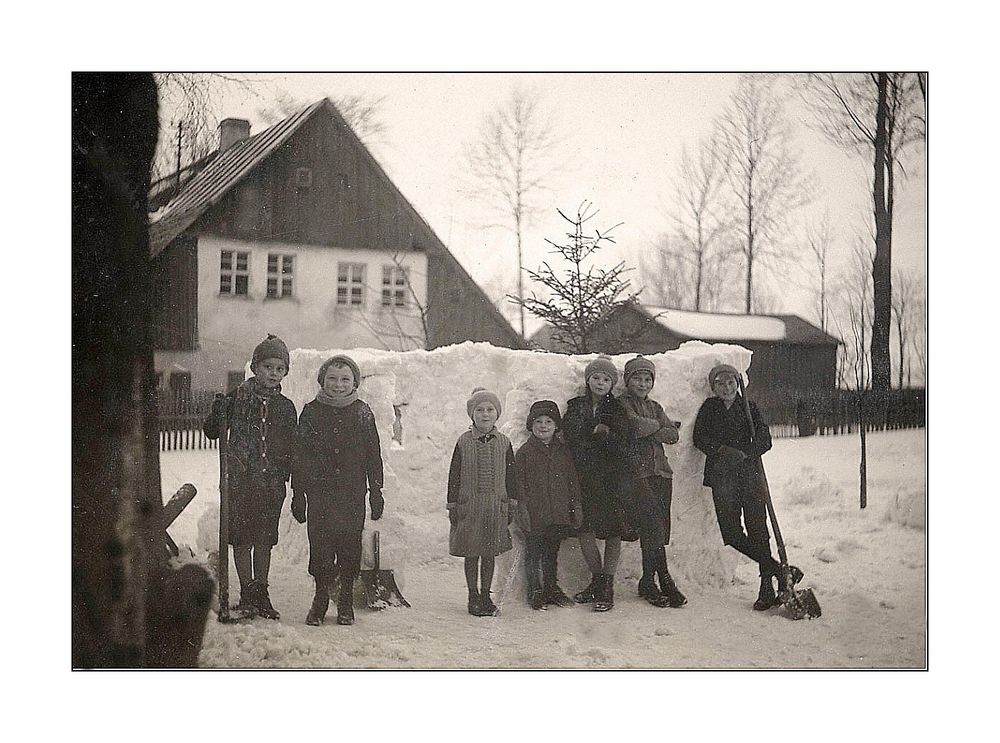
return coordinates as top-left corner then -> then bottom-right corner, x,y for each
447,388 -> 516,617
291,355 -> 384,626
562,356 -> 631,612
203,334 -> 298,620
618,355 -> 687,608
693,364 -> 803,611
513,400 -> 583,610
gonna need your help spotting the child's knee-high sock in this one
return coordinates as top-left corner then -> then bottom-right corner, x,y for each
233,545 -> 253,588
603,537 -> 622,575
577,532 -> 603,575
480,555 -> 496,596
464,557 -> 479,595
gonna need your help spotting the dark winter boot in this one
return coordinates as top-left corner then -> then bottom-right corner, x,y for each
234,582 -> 259,617
544,585 -> 575,608
530,588 -> 547,610
305,580 -> 330,626
255,582 -> 280,620
659,576 -> 688,608
753,576 -> 779,611
337,579 -> 355,625
467,589 -> 482,616
774,565 -> 804,600
638,576 -> 670,607
593,574 -> 614,612
479,591 -> 499,617
573,574 -> 601,604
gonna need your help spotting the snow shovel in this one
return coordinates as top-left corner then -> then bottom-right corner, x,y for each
359,530 -> 410,610
215,394 -> 234,623
738,376 -> 822,620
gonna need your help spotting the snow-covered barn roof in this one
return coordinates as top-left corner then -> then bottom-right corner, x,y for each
636,305 -> 840,346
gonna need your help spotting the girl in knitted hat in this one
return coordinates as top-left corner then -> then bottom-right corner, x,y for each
618,355 -> 686,608
203,334 -> 298,620
562,356 -> 631,611
446,388 -> 516,617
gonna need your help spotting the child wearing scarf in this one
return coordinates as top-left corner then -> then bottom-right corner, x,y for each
291,355 -> 384,626
447,388 -> 516,617
203,334 -> 298,620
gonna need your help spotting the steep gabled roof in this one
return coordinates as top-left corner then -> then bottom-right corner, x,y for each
149,100 -> 326,256
634,305 -> 842,346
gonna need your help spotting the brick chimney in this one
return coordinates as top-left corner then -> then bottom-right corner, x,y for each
219,118 -> 250,152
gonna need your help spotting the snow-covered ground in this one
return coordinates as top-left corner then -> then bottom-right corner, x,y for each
161,427 -> 926,669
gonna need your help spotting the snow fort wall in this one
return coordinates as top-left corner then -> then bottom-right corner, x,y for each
262,340 -> 754,589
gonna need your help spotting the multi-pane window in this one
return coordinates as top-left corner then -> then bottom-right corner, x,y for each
337,263 -> 366,306
267,254 -> 294,298
382,265 -> 409,307
220,250 -> 250,295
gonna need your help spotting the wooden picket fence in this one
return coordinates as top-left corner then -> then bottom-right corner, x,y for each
759,387 -> 926,439
157,389 -> 218,451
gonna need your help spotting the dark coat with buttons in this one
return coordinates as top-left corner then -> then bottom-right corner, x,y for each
292,398 -> 384,535
693,394 -> 772,487
514,434 -> 581,532
203,377 -> 297,546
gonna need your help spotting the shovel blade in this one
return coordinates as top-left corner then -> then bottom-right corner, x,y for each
360,570 -> 411,610
781,587 -> 822,620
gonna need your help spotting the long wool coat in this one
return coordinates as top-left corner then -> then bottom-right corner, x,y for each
513,434 -> 581,533
447,429 -> 515,557
692,394 -> 772,487
203,378 -> 297,546
561,393 -> 630,539
292,399 -> 384,537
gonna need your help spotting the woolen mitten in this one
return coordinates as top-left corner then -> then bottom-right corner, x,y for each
369,491 -> 384,521
716,445 -> 747,472
291,492 -> 307,523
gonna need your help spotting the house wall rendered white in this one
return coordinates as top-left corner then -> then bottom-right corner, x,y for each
154,235 -> 429,391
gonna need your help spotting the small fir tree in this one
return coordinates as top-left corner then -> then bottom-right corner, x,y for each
510,202 -> 650,353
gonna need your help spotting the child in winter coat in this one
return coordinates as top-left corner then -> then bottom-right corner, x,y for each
513,400 -> 584,610
447,388 -> 516,617
291,355 -> 384,626
618,355 -> 686,609
693,364 -> 803,611
203,334 -> 298,620
562,356 -> 631,612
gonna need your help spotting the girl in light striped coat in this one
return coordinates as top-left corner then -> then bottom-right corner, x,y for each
447,388 -> 516,617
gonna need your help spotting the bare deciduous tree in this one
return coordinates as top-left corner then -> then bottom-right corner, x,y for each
805,213 -> 836,332
717,74 -> 813,314
463,88 -> 566,338
799,72 -> 925,394
258,88 -> 388,145
891,268 -> 921,389
668,133 -> 734,311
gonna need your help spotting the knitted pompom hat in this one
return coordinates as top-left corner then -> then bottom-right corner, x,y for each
317,355 -> 361,389
526,400 -> 562,431
623,355 -> 656,386
467,387 -> 502,419
708,363 -> 740,388
584,355 -> 619,385
251,334 -> 290,370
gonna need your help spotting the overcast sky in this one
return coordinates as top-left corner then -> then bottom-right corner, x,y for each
186,72 -> 927,334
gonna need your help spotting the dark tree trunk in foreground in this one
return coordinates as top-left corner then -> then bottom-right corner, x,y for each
72,73 -> 212,667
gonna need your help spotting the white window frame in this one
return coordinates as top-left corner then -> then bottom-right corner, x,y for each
267,253 -> 295,299
381,265 -> 409,308
337,262 -> 366,307
220,250 -> 250,296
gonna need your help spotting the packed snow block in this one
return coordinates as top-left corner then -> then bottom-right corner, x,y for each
264,341 -> 753,588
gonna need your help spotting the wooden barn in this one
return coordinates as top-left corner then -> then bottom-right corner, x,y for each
149,98 -> 524,394
531,304 -> 841,426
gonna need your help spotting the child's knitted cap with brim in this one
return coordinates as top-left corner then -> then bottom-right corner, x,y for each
584,355 -> 619,385
467,388 -> 502,419
317,355 -> 361,389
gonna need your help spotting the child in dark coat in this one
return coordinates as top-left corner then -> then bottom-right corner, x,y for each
618,355 -> 686,608
203,334 -> 298,620
447,388 -> 516,617
291,355 -> 384,626
562,356 -> 631,612
693,363 -> 803,611
513,400 -> 583,610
